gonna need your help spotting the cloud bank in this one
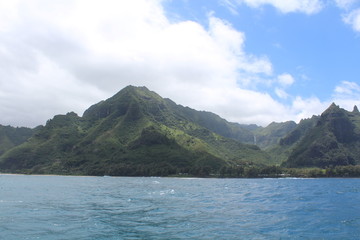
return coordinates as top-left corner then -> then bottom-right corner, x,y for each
0,0 -> 358,128
343,9 -> 360,32
223,0 -> 360,33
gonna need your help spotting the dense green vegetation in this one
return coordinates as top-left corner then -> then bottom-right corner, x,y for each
0,125 -> 35,155
1,86 -> 360,177
283,103 -> 360,168
218,165 -> 360,178
253,121 -> 297,149
266,116 -> 319,164
0,86 -> 269,176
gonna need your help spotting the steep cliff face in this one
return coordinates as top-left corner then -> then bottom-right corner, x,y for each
265,115 -> 319,165
283,103 -> 360,168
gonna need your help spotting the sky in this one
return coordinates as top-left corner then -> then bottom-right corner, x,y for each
1,0 -> 360,128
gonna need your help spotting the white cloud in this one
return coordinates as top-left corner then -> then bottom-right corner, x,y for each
334,81 -> 360,94
272,73 -> 295,100
0,51 -> 106,127
219,0 -> 240,15
197,87 -> 294,125
225,0 -> 323,14
277,73 -> 295,86
332,81 -> 360,110
1,0 -> 284,127
291,96 -> 329,120
343,8 -> 360,32
283,80 -> 360,123
275,88 -> 289,99
289,81 -> 360,122
335,0 -> 358,9
0,0 -> 339,128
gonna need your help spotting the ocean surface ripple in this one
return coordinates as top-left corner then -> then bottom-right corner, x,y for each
1,175 -> 360,239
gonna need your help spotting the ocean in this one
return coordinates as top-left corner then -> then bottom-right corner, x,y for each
0,175 -> 359,239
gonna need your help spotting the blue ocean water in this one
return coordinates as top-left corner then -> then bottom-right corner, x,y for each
0,175 -> 359,240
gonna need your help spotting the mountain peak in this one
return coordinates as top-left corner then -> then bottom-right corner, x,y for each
83,85 -> 166,120
318,102 -> 348,124
284,102 -> 360,168
122,85 -> 150,93
114,85 -> 150,98
353,105 -> 359,113
320,102 -> 342,118
0,85 -> 270,176
114,85 -> 163,102
328,102 -> 339,110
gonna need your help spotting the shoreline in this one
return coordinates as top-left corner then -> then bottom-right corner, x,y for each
0,173 -> 95,178
1,172 -> 360,179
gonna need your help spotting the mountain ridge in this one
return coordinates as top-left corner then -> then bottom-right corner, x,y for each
1,86 -> 360,176
282,103 -> 360,168
0,86 -> 270,176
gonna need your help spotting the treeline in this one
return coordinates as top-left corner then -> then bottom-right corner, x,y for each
81,164 -> 360,178
219,165 -> 360,178
5,164 -> 360,178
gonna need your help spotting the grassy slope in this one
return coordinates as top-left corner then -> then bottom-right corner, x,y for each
0,125 -> 35,156
253,121 -> 297,149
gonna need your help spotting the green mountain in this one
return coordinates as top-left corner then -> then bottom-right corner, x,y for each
165,102 -> 257,145
283,103 -> 360,168
3,87 -> 359,175
266,116 -> 319,165
253,121 -> 297,149
0,125 -> 35,156
0,86 -> 270,176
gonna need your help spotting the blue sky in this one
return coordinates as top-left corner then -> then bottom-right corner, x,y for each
1,0 -> 360,127
163,0 -> 360,100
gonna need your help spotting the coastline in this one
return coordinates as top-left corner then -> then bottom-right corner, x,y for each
1,172 -> 360,179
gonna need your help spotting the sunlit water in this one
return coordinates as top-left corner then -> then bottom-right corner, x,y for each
1,175 -> 360,239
